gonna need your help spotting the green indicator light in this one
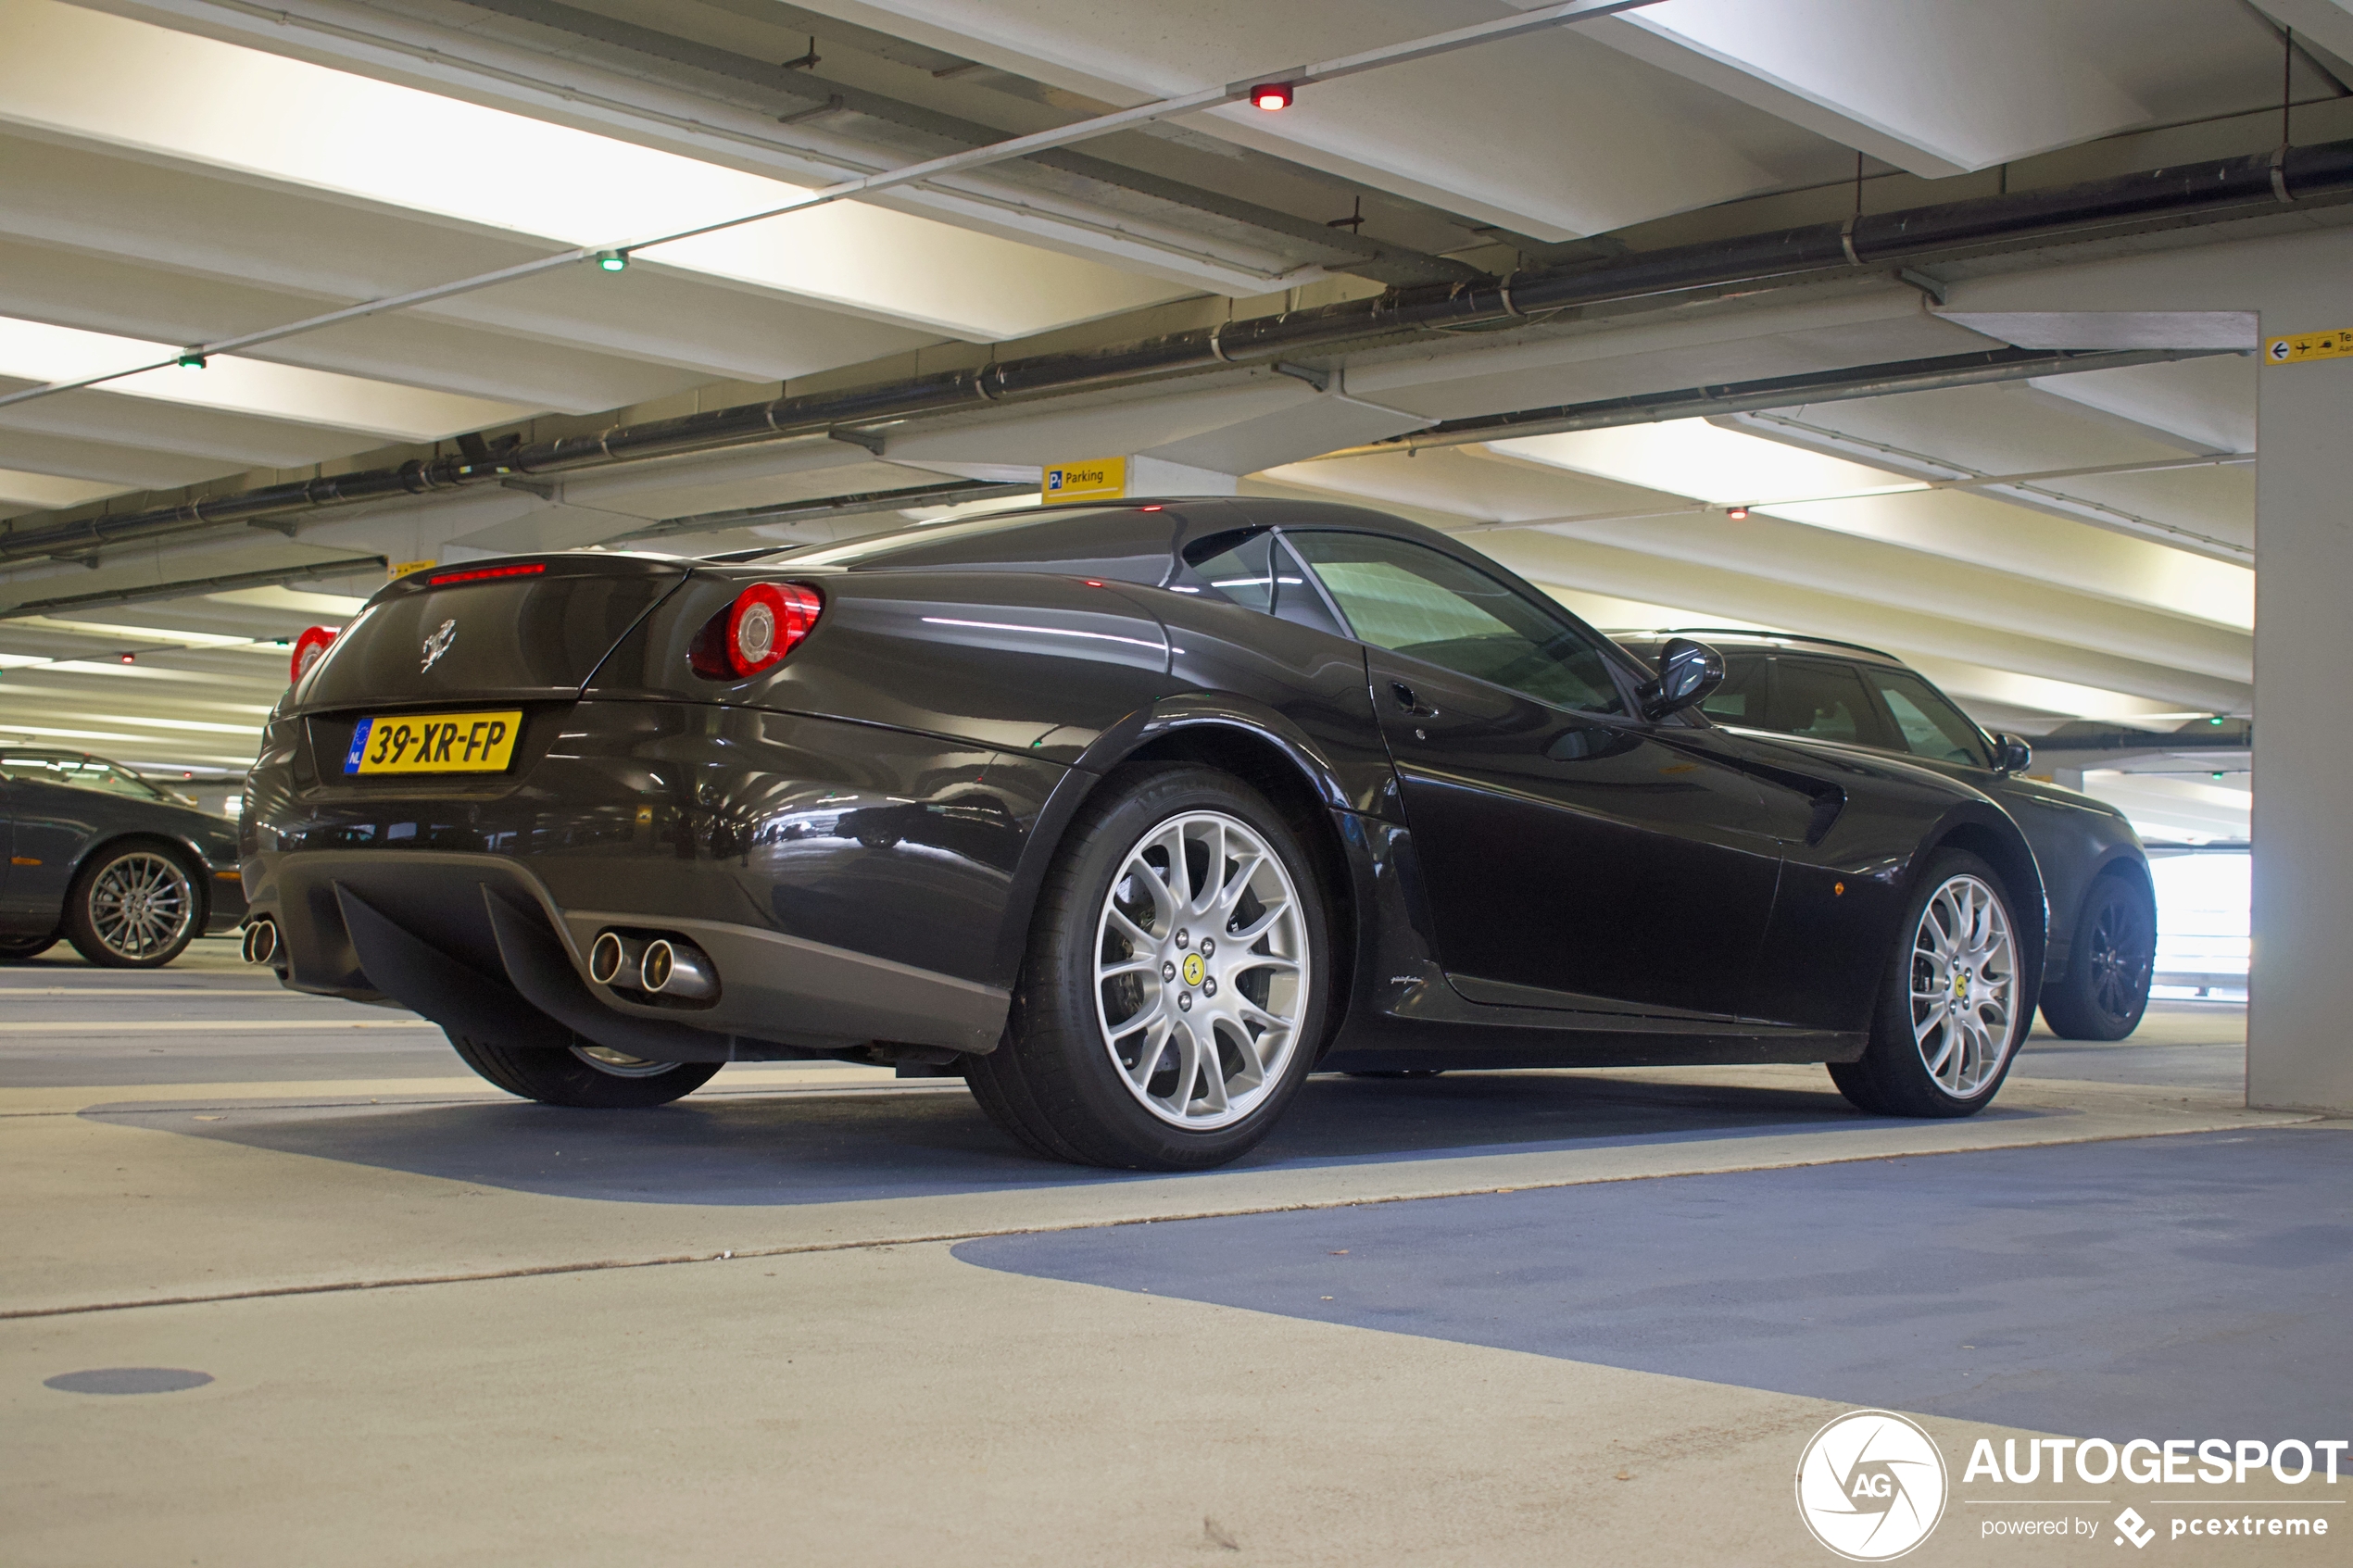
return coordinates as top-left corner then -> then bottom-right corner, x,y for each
176,352 -> 206,370
597,250 -> 629,272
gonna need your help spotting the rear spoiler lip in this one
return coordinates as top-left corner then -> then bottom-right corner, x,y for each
366,549 -> 691,606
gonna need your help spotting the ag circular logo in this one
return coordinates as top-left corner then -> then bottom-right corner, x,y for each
1795,1410 -> 1947,1561
1181,952 -> 1205,986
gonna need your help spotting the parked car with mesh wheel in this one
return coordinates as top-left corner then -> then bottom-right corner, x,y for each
0,746 -> 246,966
1612,632 -> 2156,1040
240,500 -> 2066,1169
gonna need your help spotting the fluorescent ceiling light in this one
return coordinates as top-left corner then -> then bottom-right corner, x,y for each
9,710 -> 260,735
0,466 -> 127,508
0,655 -> 257,682
1491,420 -> 1926,506
0,0 -> 1183,341
0,316 -> 531,441
0,680 -> 276,715
3,615 -> 290,651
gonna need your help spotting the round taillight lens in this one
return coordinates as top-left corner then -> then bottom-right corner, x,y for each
716,583 -> 821,678
290,624 -> 337,685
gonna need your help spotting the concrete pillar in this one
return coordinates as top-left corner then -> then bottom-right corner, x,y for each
2246,340 -> 2353,1111
1931,224 -> 2353,1111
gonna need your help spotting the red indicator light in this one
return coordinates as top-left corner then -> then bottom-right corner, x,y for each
1251,82 -> 1293,111
1083,579 -> 1106,588
1138,504 -> 1164,512
691,582 -> 823,679
428,561 -> 547,586
119,652 -> 136,664
1726,506 -> 1751,521
289,624 -> 338,685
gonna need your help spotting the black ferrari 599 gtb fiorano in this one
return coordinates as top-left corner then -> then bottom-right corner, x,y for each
241,497 -> 2048,1169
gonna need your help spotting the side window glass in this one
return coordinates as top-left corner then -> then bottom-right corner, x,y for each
0,753 -> 67,784
1769,660 -> 1881,746
1286,532 -> 1624,715
1698,653 -> 1770,723
94,762 -> 161,799
1179,529 -> 1275,610
1870,671 -> 1989,766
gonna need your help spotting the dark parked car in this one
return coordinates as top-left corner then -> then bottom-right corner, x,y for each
1613,632 -> 2155,1040
0,746 -> 246,966
243,499 -> 2054,1169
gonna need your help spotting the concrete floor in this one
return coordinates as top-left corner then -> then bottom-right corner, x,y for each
5,937 -> 2346,1565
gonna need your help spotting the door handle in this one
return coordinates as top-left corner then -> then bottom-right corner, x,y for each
1390,681 -> 1439,718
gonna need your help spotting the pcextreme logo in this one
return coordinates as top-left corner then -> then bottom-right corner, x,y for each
1796,1411 -> 1950,1561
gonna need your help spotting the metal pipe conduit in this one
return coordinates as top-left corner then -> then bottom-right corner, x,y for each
7,135 -> 2349,566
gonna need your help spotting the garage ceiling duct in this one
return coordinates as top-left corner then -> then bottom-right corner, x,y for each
6,132 -> 2350,567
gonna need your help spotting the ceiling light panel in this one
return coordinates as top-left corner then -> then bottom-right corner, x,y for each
1589,0 -> 2152,177
1894,655 -> 2187,722
1491,419 -> 2253,632
1491,420 -> 1925,507
0,316 -> 533,440
0,0 -> 1183,339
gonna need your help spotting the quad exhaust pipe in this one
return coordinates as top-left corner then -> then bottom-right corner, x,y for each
588,929 -> 719,1000
241,917 -> 279,965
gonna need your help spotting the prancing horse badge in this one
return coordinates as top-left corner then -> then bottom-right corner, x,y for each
421,618 -> 458,672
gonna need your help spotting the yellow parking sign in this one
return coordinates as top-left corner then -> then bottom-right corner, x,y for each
2264,329 -> 2353,366
1042,457 -> 1125,504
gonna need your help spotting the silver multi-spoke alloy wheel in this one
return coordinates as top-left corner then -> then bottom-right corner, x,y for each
569,1044 -> 677,1078
1093,809 -> 1309,1131
86,851 -> 195,961
1907,872 -> 2018,1098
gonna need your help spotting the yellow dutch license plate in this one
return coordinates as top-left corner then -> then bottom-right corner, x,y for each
345,710 -> 523,775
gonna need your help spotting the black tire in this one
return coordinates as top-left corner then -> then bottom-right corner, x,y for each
0,934 -> 58,961
446,1031 -> 720,1109
966,763 -> 1333,1170
1830,849 -> 2027,1119
2038,872 -> 2156,1041
61,840 -> 204,969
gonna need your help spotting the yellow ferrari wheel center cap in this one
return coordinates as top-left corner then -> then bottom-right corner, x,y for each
1181,952 -> 1206,986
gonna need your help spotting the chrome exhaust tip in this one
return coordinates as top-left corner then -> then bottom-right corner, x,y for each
640,937 -> 718,999
587,930 -> 646,987
240,918 -> 278,965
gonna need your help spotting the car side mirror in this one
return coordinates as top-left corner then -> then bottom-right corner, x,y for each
1640,637 -> 1725,721
1993,733 -> 2032,775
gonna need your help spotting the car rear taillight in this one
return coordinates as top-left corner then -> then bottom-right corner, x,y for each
289,624 -> 337,684
690,583 -> 822,679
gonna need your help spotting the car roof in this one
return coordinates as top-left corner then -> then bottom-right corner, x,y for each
728,495 -> 1470,577
1605,628 -> 1911,668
